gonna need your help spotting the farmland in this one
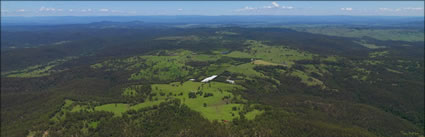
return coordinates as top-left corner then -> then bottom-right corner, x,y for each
1,19 -> 423,137
59,81 -> 261,121
2,56 -> 77,78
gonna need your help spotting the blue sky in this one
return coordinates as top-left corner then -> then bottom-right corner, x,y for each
1,1 -> 424,16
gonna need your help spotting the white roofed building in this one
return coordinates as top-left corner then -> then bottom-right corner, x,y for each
226,79 -> 235,84
201,75 -> 218,83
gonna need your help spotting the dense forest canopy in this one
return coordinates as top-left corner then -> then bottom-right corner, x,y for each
1,16 -> 424,137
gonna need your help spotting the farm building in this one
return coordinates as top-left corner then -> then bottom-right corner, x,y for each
201,75 -> 218,83
226,80 -> 235,84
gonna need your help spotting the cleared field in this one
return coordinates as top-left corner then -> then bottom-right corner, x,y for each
354,41 -> 385,49
122,87 -> 138,97
64,81 -> 262,121
253,60 -> 285,66
291,27 -> 425,42
225,40 -> 314,67
50,99 -> 75,122
290,70 -> 325,88
352,67 -> 371,81
129,55 -> 192,81
369,51 -> 389,58
71,105 -> 92,113
94,104 -> 129,117
92,50 -> 223,81
89,40 -> 330,90
91,41 -> 315,84
154,35 -> 200,41
386,68 -> 402,74
216,31 -> 239,35
245,110 -> 265,120
3,56 -> 77,78
89,121 -> 99,129
150,81 -> 246,121
227,63 -> 265,78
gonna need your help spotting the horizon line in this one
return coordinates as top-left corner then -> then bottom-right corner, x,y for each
2,15 -> 424,17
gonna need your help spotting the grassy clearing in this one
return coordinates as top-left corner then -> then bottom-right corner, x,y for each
66,81 -> 261,121
386,68 -> 402,74
71,105 -> 93,113
77,100 -> 163,117
245,110 -> 265,120
155,35 -> 200,41
130,100 -> 163,110
216,31 -> 239,35
322,56 -> 339,62
129,51 -> 194,81
202,63 -> 232,77
224,40 -> 324,87
303,64 -> 326,76
92,50 -> 222,81
88,121 -> 99,129
150,81 -> 246,121
92,40 -> 313,84
122,87 -> 138,97
369,51 -> 389,58
90,56 -> 145,71
352,67 -> 370,81
189,54 -> 221,62
90,40 -> 331,89
291,27 -> 425,42
354,67 -> 371,74
95,104 -> 129,117
3,56 -> 77,78
50,99 -> 75,122
154,35 -> 200,44
253,60 -> 285,66
225,40 -> 314,67
363,60 -> 383,65
227,63 -> 265,78
354,41 -> 385,49
290,70 -> 325,88
352,75 -> 368,81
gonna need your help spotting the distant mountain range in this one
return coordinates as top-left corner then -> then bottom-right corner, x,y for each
2,16 -> 424,26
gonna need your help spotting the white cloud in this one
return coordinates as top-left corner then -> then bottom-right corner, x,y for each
17,9 -> 26,12
99,9 -> 109,12
235,6 -> 257,12
235,3 -> 294,12
379,8 -> 390,11
69,9 -> 74,12
341,8 -> 353,11
57,9 -> 63,12
177,8 -> 183,11
403,7 -> 424,11
379,8 -> 398,12
272,2 -> 280,8
379,7 -> 423,12
263,6 -> 273,9
245,6 -> 256,10
39,7 -> 56,12
81,9 -> 92,12
282,6 -> 294,9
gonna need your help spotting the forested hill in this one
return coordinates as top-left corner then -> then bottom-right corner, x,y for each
1,19 -> 424,137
